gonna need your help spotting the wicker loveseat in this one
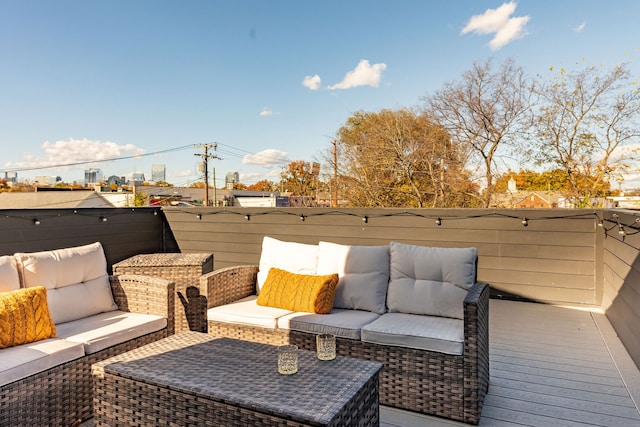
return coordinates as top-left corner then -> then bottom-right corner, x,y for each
0,243 -> 174,427
202,237 -> 490,425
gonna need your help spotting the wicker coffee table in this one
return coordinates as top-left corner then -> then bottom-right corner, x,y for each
92,332 -> 382,426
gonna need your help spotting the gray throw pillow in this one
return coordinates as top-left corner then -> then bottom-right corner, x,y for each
387,242 -> 477,319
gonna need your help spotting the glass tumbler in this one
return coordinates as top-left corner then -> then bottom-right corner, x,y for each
316,333 -> 336,360
278,345 -> 298,374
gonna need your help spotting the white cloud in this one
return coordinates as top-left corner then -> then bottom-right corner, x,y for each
242,149 -> 289,168
6,138 -> 144,169
259,108 -> 273,117
489,15 -> 530,50
173,168 -> 195,178
327,59 -> 387,90
461,1 -> 530,50
302,74 -> 321,90
573,21 -> 587,33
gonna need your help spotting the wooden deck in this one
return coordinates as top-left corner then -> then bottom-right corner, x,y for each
81,299 -> 640,427
382,299 -> 640,427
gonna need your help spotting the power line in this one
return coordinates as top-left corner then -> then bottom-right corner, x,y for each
0,145 -> 194,174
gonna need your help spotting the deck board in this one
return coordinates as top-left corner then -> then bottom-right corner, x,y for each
382,299 -> 640,427
79,299 -> 640,427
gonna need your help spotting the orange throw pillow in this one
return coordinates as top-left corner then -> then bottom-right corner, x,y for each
257,268 -> 339,314
0,286 -> 56,349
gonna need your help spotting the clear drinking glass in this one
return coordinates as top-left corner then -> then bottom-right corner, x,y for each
278,345 -> 298,374
316,334 -> 336,360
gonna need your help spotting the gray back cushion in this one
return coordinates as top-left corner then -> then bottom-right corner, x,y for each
316,241 -> 390,314
387,242 -> 477,319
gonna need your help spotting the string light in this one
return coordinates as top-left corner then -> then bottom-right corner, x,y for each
435,218 -> 442,226
100,216 -> 108,222
299,214 -> 306,222
196,214 -> 202,220
245,214 -> 251,221
362,216 -> 368,224
33,219 -> 40,225
522,218 -> 529,227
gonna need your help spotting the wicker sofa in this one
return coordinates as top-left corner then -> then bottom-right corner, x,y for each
0,242 -> 174,426
202,237 -> 490,425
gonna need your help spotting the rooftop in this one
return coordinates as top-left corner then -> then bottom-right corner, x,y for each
3,206 -> 640,426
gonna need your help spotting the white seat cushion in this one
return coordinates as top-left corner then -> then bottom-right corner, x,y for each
278,309 -> 380,340
361,312 -> 464,355
15,242 -> 117,324
256,236 -> 319,293
207,295 -> 293,329
316,241 -> 390,314
0,338 -> 85,386
0,255 -> 20,292
55,310 -> 167,354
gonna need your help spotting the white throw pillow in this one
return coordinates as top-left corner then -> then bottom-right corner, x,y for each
15,242 -> 117,324
316,241 -> 389,314
256,236 -> 319,293
0,255 -> 21,292
387,242 -> 477,319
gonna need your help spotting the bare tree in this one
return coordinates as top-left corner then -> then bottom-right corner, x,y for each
424,57 -> 534,207
532,62 -> 640,206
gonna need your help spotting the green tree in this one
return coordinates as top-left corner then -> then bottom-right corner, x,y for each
134,191 -> 148,206
334,108 -> 478,207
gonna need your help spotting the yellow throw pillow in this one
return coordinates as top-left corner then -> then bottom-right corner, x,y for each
0,286 -> 56,349
257,268 -> 339,314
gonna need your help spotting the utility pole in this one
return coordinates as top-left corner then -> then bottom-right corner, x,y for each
332,140 -> 338,207
194,143 -> 221,206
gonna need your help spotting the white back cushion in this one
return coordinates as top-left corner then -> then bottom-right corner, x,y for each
387,242 -> 477,320
0,255 -> 21,292
15,242 -> 117,324
256,236 -> 319,293
316,241 -> 389,314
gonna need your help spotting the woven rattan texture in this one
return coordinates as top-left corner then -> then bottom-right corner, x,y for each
114,253 -> 213,333
0,275 -> 173,427
93,332 -> 382,427
204,265 -> 490,425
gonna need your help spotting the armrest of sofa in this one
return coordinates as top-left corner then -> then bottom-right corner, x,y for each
109,274 -> 175,321
463,281 -> 490,424
200,265 -> 259,309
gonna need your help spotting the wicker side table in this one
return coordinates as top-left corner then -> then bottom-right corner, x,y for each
113,253 -> 213,334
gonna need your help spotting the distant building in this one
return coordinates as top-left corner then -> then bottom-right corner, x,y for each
225,172 -> 240,189
128,172 -> 146,186
152,164 -> 166,182
4,171 -> 17,183
84,168 -> 103,186
34,176 -> 62,186
515,192 -> 555,209
106,175 -> 126,187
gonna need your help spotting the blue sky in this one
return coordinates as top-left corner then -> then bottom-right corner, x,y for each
1,1 -> 639,188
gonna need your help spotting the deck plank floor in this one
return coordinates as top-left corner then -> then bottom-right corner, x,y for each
382,299 -> 640,427
81,299 -> 640,426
